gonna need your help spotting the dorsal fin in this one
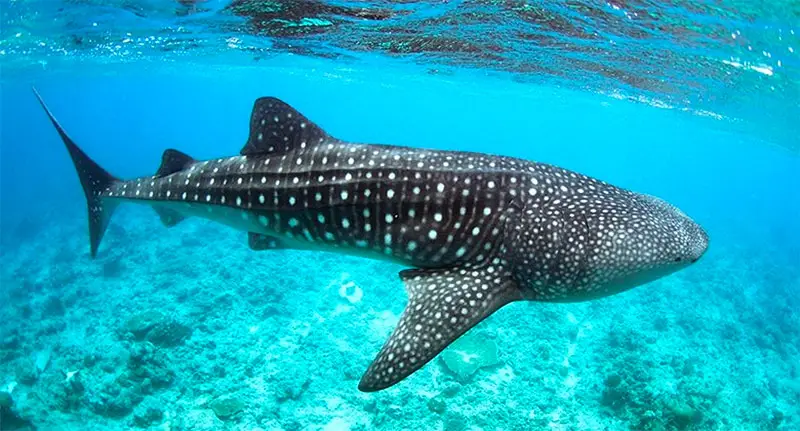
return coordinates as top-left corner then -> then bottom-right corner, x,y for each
240,97 -> 329,156
155,149 -> 195,177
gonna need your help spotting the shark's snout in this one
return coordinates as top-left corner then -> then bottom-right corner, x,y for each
637,194 -> 708,266
687,221 -> 709,264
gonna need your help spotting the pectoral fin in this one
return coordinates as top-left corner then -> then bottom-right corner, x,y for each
358,265 -> 522,392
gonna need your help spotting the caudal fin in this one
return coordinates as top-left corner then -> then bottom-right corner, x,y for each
33,87 -> 120,258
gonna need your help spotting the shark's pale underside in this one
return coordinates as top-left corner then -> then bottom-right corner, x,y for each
33,88 -> 708,392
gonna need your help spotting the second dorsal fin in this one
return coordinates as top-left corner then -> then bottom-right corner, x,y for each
155,149 -> 195,177
240,97 -> 329,156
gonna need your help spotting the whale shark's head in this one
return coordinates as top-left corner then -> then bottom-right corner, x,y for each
637,194 -> 709,264
578,192 -> 709,299
509,185 -> 709,302
594,193 -> 709,290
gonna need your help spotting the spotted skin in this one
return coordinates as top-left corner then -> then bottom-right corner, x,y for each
34,88 -> 709,392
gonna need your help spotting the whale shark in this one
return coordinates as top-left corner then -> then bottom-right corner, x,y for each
33,88 -> 708,392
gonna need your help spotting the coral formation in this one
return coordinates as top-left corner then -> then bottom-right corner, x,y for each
440,332 -> 501,382
210,396 -> 245,420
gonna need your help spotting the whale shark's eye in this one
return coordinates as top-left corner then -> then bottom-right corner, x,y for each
674,257 -> 682,262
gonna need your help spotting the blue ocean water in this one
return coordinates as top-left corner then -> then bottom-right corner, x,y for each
1,2 -> 799,430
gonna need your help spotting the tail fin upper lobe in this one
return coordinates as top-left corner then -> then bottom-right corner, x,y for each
33,87 -> 119,258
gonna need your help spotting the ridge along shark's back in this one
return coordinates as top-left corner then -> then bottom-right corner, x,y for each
33,87 -> 709,392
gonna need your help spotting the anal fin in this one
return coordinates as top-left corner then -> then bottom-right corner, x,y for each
358,265 -> 522,392
248,232 -> 285,250
154,207 -> 186,227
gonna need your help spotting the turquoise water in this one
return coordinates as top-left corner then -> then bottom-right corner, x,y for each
1,1 -> 799,430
